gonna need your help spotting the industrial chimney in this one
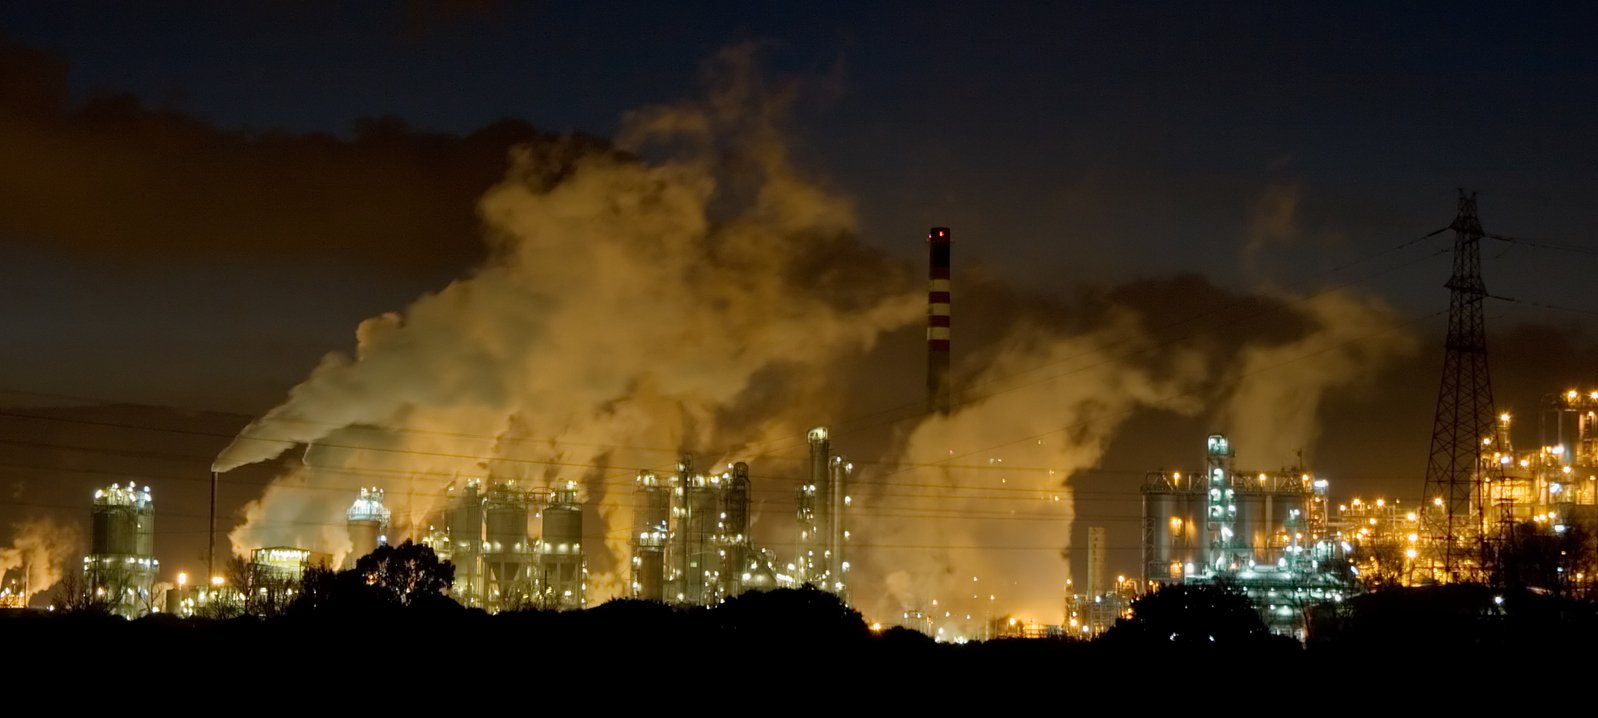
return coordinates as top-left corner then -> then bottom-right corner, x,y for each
927,227 -> 952,414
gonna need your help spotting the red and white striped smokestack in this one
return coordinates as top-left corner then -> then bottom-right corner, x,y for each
927,227 -> 952,414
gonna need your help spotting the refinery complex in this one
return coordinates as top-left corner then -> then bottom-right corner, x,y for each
21,391 -> 1593,642
5,212 -> 1596,646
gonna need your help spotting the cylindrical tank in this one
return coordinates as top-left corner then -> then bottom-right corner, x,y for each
1143,484 -> 1194,581
91,484 -> 153,557
540,481 -> 584,609
347,519 -> 380,564
92,506 -> 136,555
345,486 -> 391,568
484,488 -> 529,555
448,482 -> 483,554
808,428 -> 830,491
828,458 -> 849,592
543,504 -> 582,552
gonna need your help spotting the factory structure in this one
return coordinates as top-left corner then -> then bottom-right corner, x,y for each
81,482 -> 159,618
421,478 -> 587,611
630,427 -> 852,606
345,486 -> 390,567
1139,434 -> 1345,638
1481,392 -> 1598,536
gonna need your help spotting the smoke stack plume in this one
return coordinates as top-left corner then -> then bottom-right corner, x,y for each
927,227 -> 952,414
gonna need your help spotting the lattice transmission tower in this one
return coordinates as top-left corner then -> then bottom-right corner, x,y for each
1418,190 -> 1499,583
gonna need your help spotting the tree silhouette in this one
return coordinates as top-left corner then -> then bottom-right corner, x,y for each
1495,521 -> 1595,598
292,540 -> 456,613
1102,582 -> 1270,647
352,540 -> 454,607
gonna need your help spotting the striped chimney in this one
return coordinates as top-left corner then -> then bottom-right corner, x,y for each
927,227 -> 952,414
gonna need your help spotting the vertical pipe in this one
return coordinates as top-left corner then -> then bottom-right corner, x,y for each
829,457 -> 847,594
806,428 -> 829,585
208,471 -> 217,582
927,227 -> 952,414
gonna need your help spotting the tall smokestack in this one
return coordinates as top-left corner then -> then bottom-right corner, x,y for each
927,227 -> 952,414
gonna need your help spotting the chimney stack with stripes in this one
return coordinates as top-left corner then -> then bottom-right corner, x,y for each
927,227 -> 952,414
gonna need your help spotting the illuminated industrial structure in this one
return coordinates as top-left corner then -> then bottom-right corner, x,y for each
345,486 -> 391,568
1484,397 -> 1598,530
628,427 -> 854,607
482,481 -> 536,608
427,478 -> 585,610
631,469 -> 670,601
434,479 -> 483,603
539,481 -> 585,609
82,483 -> 158,618
0,567 -> 27,608
251,547 -> 331,582
1142,434 -> 1344,637
795,427 -> 850,598
647,455 -> 782,606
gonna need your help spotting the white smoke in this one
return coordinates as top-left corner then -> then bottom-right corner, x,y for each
218,46 -> 922,590
1223,289 -> 1418,467
0,516 -> 82,604
214,46 -> 1419,624
862,308 -> 1210,631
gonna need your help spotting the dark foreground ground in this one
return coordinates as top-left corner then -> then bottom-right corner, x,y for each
4,585 -> 1593,698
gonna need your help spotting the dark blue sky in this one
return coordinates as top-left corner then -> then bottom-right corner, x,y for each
4,1 -> 1597,596
2,1 -> 1595,410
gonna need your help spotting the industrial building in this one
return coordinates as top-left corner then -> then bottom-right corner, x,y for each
251,547 -> 331,583
425,478 -> 586,610
82,482 -> 158,618
345,486 -> 391,567
0,567 -> 27,608
1482,394 -> 1598,533
1141,434 -> 1346,638
794,427 -> 850,598
628,426 -> 851,607
635,455 -> 784,605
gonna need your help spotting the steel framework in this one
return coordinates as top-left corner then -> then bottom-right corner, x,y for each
1418,190 -> 1498,582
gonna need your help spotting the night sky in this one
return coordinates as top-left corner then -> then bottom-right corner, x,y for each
2,2 -> 1596,614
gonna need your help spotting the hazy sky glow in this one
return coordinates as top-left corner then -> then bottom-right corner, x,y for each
2,3 -> 1595,620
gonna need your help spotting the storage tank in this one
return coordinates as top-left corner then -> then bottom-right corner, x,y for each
91,483 -> 153,556
482,481 -> 532,608
345,487 -> 390,568
1141,473 -> 1202,584
539,481 -> 584,609
85,483 -> 157,618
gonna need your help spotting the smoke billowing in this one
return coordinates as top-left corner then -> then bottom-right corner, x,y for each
213,46 -> 1420,626
0,517 -> 81,604
216,46 -> 923,585
1223,290 -> 1418,467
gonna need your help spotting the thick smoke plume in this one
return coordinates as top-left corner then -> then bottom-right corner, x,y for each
1223,289 -> 1418,467
218,46 -> 922,581
0,516 -> 81,604
866,307 -> 1210,626
215,46 -> 1418,625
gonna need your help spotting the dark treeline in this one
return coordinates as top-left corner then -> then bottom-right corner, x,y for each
9,540 -> 1597,690
7,582 -> 1595,685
